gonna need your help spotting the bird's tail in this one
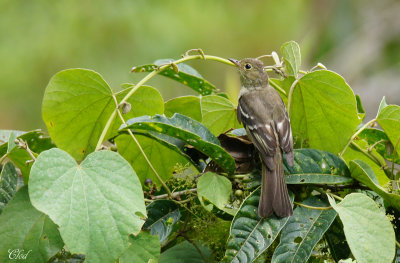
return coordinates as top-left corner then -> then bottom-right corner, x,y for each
258,151 -> 293,218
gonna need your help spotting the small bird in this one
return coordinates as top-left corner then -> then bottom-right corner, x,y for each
230,58 -> 293,218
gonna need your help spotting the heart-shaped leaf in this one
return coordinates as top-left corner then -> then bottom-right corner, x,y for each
165,96 -> 202,122
201,95 -> 242,136
119,231 -> 160,263
224,188 -> 294,263
131,60 -> 217,95
0,186 -> 64,262
29,148 -> 146,263
281,41 -> 301,78
350,159 -> 400,211
327,193 -> 395,263
0,163 -> 18,214
143,200 -> 180,243
272,197 -> 337,263
290,70 -> 361,153
122,114 -> 235,174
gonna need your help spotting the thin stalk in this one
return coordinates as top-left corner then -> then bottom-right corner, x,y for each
339,118 -> 376,157
294,201 -> 332,210
269,79 -> 287,96
287,78 -> 300,117
95,54 -> 234,150
114,96 -> 172,198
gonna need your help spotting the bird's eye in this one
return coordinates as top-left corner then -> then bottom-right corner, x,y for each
245,63 -> 252,70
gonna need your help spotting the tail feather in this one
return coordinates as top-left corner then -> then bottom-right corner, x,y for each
258,151 -> 293,218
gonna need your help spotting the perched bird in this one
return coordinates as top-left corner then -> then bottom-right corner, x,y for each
230,58 -> 293,218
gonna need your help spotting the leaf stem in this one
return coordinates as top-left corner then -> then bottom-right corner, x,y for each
396,240 -> 400,248
269,79 -> 287,96
152,188 -> 197,200
287,78 -> 300,117
113,96 -> 173,198
339,118 -> 376,157
294,201 -> 332,210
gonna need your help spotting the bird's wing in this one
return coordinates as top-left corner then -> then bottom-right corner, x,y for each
274,100 -> 294,166
238,93 -> 277,170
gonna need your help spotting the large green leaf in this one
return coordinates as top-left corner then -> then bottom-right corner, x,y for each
143,200 -> 180,243
224,188 -> 294,263
281,41 -> 301,78
165,95 -> 202,122
342,139 -> 389,186
42,69 -> 115,161
377,105 -> 400,154
201,95 -> 242,136
272,197 -> 337,263
246,149 -> 352,189
290,70 -> 361,153
159,241 -> 212,263
110,85 -> 164,136
122,114 -> 235,174
327,193 -> 395,263
0,162 -> 18,214
116,133 -> 198,188
29,149 -> 146,263
350,159 -> 400,211
0,186 -> 64,262
131,60 -> 217,95
119,231 -> 160,263
197,172 -> 232,212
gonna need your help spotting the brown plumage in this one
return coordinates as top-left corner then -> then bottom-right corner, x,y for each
230,58 -> 293,218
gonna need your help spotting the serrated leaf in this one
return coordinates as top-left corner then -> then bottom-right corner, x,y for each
29,148 -> 146,263
290,70 -> 361,153
116,133 -> 197,188
122,114 -> 235,174
272,197 -> 337,263
0,163 -> 18,214
131,60 -> 217,95
201,95 -> 242,136
377,105 -> 400,155
119,231 -> 160,263
350,159 -> 400,211
224,188 -> 294,263
247,149 -> 352,189
42,69 -> 116,161
143,200 -> 180,243
0,186 -> 64,262
165,96 -> 202,122
197,172 -> 232,212
327,193 -> 395,263
281,41 -> 301,78
159,241 -> 212,263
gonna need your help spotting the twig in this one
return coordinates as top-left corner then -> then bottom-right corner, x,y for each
294,201 -> 332,210
339,118 -> 376,157
152,188 -> 197,200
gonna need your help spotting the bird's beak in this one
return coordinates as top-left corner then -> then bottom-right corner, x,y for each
229,58 -> 239,67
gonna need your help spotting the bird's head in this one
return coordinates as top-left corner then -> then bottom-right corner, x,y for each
229,58 -> 269,88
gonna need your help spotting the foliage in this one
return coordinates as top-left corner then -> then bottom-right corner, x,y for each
0,41 -> 399,263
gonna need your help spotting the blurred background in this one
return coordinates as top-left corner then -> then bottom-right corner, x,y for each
1,0 -> 399,131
